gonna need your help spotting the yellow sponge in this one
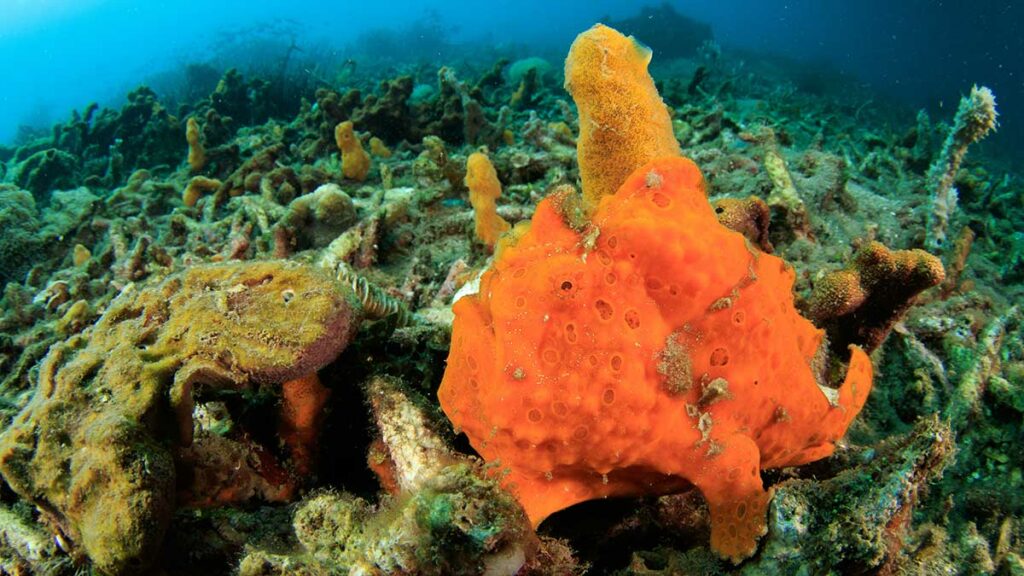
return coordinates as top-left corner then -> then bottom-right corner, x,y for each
564,24 -> 681,207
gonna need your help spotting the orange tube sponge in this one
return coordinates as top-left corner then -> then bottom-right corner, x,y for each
278,372 -> 332,477
439,156 -> 873,563
335,121 -> 370,181
564,24 -> 681,207
465,151 -> 511,248
186,117 -> 206,172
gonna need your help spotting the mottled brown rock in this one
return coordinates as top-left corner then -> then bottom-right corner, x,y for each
0,260 -> 361,575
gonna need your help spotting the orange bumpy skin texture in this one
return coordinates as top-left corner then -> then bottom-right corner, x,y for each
465,151 -> 511,248
439,156 -> 874,563
564,24 -> 681,206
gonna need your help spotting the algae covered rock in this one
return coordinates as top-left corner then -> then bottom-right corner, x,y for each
278,182 -> 357,250
753,416 -> 953,574
251,465 -> 531,576
0,187 -> 42,286
13,148 -> 79,202
0,260 -> 362,575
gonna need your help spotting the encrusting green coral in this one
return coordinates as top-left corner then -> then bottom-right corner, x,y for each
0,260 -> 362,575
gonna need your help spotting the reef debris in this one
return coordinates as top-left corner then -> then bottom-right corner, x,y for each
755,416 -> 954,574
238,376 -> 539,576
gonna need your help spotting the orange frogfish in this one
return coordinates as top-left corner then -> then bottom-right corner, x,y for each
437,24 -> 874,563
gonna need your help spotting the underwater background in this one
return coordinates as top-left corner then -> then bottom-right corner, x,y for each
0,1 -> 1023,574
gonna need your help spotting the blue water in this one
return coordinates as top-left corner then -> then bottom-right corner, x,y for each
1,0 -> 1020,153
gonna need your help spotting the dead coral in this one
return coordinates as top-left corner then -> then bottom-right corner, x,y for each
183,175 -> 222,208
944,305 -> 1019,431
925,86 -> 998,252
12,148 -> 79,202
939,226 -> 976,299
238,376 -> 538,576
740,126 -> 812,240
756,416 -> 954,574
217,143 -> 287,205
416,67 -> 508,148
352,76 -> 415,143
50,86 -> 182,186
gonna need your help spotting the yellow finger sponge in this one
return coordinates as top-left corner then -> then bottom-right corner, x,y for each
335,121 -> 371,181
564,24 -> 681,207
465,152 -> 510,248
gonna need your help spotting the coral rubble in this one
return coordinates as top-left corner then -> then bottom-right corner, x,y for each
238,376 -> 536,576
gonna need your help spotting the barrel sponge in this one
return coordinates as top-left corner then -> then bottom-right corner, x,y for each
564,24 -> 681,207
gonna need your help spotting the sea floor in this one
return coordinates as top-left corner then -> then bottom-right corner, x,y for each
0,22 -> 1022,576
